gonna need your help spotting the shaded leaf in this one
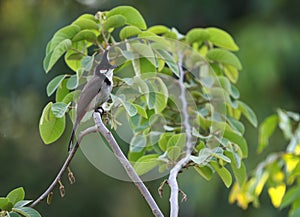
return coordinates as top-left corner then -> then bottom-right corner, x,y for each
280,186 -> 300,209
258,114 -> 278,153
13,207 -> 41,217
66,74 -> 78,90
14,200 -> 32,208
194,166 -> 213,181
211,161 -> 232,188
130,134 -> 147,152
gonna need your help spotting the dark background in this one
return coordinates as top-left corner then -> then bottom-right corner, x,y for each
0,0 -> 299,216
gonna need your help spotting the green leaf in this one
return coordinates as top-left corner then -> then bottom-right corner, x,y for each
66,74 -> 78,90
226,116 -> 245,134
7,188 -> 25,206
46,75 -> 66,97
223,126 -> 248,158
51,102 -> 69,118
134,104 -> 148,118
207,27 -> 239,51
133,154 -> 160,175
190,148 -> 212,166
119,25 -> 142,40
148,25 -> 169,34
194,166 -> 213,181
130,134 -> 147,152
62,90 -> 80,104
8,212 -> 21,217
65,41 -> 87,72
72,18 -> 98,30
167,133 -> 186,148
210,161 -> 232,188
290,208 -> 300,217
72,29 -> 97,42
146,77 -> 168,113
225,151 -> 246,186
258,114 -> 278,153
0,197 -> 9,210
206,48 -> 242,70
156,49 -> 179,77
48,25 -> 80,53
14,200 -> 32,208
212,147 -> 231,163
103,14 -> 127,31
278,109 -> 293,139
131,43 -> 157,67
39,102 -> 66,144
12,207 -> 41,217
107,6 -> 147,30
55,79 -> 69,102
158,132 -> 173,151
81,55 -> 94,71
238,101 -> 257,127
224,64 -> 239,83
167,146 -> 182,161
44,39 -> 72,73
186,28 -> 210,44
280,186 -> 300,209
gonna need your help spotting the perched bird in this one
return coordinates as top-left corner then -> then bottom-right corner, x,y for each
68,47 -> 115,151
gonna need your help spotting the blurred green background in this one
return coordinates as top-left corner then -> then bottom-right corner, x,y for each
0,0 -> 299,216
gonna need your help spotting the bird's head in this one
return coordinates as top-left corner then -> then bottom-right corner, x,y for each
95,47 -> 117,78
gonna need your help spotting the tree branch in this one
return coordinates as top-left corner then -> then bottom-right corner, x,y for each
30,126 -> 98,207
168,52 -> 193,217
93,112 -> 164,217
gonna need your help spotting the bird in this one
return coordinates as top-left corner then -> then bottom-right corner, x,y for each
68,47 -> 115,152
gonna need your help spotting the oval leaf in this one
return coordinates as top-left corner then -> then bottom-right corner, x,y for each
107,6 -> 147,30
72,29 -> 97,42
7,188 -> 25,206
186,28 -> 210,44
119,25 -> 142,40
211,161 -> 232,188
44,39 -> 72,73
130,134 -> 147,152
13,207 -> 41,217
207,27 -> 239,51
51,102 -> 69,118
133,154 -> 160,175
39,102 -> 66,144
206,48 -> 242,70
103,14 -> 126,31
46,75 -> 66,97
238,101 -> 257,127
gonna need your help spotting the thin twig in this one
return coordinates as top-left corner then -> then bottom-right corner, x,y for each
168,52 -> 193,217
30,126 -> 98,207
93,112 -> 164,217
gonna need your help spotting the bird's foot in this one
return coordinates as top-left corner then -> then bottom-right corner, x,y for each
95,107 -> 105,116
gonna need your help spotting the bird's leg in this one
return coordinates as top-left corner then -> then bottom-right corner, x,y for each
94,106 -> 105,116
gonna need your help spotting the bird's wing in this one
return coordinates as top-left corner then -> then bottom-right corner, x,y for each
76,74 -> 106,122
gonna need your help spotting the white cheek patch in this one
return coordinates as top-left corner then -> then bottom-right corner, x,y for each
100,69 -> 108,74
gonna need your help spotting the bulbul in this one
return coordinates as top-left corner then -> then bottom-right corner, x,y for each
68,47 -> 115,151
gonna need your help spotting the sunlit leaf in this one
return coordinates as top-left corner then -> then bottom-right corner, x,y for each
107,6 -> 147,30
39,102 -> 66,144
72,29 -> 97,42
167,146 -> 182,161
103,14 -> 127,31
158,132 -> 174,151
207,27 -> 239,51
148,25 -> 169,34
119,25 -> 142,40
186,28 -> 210,44
72,18 -> 98,30
7,187 -> 25,206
